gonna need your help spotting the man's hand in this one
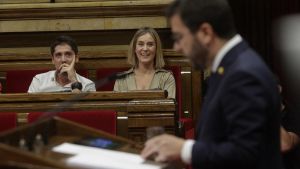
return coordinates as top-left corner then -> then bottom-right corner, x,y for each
141,134 -> 185,162
280,126 -> 300,153
59,57 -> 77,82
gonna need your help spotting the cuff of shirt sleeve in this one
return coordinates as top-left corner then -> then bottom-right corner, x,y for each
181,139 -> 195,164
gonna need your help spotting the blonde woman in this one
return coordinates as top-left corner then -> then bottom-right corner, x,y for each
114,27 -> 175,99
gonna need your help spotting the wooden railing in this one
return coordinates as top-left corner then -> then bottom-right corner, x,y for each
0,90 -> 175,142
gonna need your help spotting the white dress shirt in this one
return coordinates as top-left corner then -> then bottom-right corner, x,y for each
28,70 -> 96,93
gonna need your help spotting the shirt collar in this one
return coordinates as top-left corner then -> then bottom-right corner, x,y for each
127,67 -> 167,74
211,34 -> 242,72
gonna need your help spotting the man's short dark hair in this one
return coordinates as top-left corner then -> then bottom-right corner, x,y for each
166,0 -> 237,39
50,35 -> 78,56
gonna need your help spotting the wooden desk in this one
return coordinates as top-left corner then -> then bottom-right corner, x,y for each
0,91 -> 176,142
0,117 -> 171,169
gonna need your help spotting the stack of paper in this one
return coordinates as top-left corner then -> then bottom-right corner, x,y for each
53,143 -> 165,169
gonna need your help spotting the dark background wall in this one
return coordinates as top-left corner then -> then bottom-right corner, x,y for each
228,0 -> 300,72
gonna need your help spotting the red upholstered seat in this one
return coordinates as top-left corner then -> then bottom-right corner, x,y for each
27,110 -> 117,135
0,112 -> 17,132
6,69 -> 89,93
96,68 -> 128,91
6,70 -> 48,93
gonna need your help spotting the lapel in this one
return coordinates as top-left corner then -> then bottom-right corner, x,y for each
196,41 -> 249,137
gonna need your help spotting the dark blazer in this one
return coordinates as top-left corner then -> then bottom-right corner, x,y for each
192,41 -> 282,169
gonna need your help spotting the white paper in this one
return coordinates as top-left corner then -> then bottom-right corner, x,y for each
52,143 -> 164,169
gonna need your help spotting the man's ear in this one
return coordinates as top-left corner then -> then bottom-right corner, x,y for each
195,22 -> 214,46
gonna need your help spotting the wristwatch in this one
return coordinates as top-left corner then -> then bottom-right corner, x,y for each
71,82 -> 83,91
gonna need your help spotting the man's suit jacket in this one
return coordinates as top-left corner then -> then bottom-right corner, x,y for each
192,41 -> 282,169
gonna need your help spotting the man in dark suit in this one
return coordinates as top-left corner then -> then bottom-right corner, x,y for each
141,0 -> 282,168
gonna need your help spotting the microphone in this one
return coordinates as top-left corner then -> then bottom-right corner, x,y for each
93,71 -> 127,91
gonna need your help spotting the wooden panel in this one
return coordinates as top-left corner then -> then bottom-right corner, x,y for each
0,17 -> 167,33
0,91 -> 171,113
181,66 -> 192,117
128,115 -> 174,127
0,1 -> 170,20
128,126 -> 174,143
0,100 -> 175,112
0,117 -> 152,169
0,47 -> 188,71
0,0 -> 49,4
0,58 -> 189,70
191,69 -> 202,122
0,91 -> 167,102
56,0 -> 154,2
0,47 -> 180,61
0,29 -> 173,48
0,91 -> 176,142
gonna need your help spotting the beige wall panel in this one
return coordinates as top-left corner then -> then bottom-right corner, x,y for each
0,0 -> 49,4
104,17 -> 167,30
0,45 -> 129,54
54,0 -> 172,6
0,0 -> 172,9
0,17 -> 166,32
0,18 -> 105,32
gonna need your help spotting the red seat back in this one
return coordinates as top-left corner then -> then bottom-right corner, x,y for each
0,112 -> 17,132
28,110 -> 117,135
6,70 -> 48,93
96,68 -> 128,91
6,69 -> 89,93
165,66 -> 182,117
166,66 -> 194,138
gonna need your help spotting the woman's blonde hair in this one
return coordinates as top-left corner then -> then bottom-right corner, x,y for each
127,27 -> 165,69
